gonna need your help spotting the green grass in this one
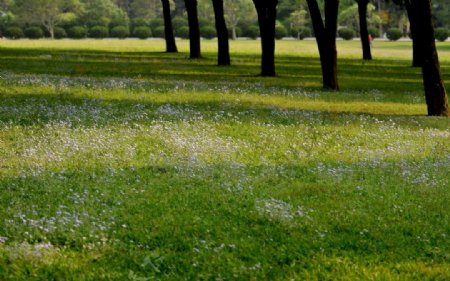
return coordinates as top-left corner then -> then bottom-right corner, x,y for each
0,39 -> 449,280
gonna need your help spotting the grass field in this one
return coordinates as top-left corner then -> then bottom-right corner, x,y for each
0,39 -> 449,280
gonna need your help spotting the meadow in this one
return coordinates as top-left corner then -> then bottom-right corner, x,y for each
0,39 -> 449,280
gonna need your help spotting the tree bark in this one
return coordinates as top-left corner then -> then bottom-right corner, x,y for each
409,0 -> 449,116
162,0 -> 178,53
184,0 -> 201,58
253,0 -> 278,76
306,0 -> 339,90
357,0 -> 372,60
212,0 -> 230,65
405,1 -> 422,67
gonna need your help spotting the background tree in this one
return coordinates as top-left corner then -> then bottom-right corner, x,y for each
79,0 -> 128,28
306,0 -> 340,90
212,0 -> 230,65
252,0 -> 278,76
13,0 -> 80,39
405,0 -> 449,116
184,0 -> 201,58
224,0 -> 255,40
162,0 -> 178,52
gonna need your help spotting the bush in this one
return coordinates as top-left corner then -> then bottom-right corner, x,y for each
150,18 -> 164,30
367,27 -> 379,38
275,24 -> 288,40
172,17 -> 188,30
338,28 -> 355,40
4,27 -> 24,39
111,26 -> 130,39
68,26 -> 87,39
89,25 -> 109,38
435,27 -> 448,42
386,28 -> 402,41
176,26 -> 189,39
244,25 -> 260,39
133,26 -> 151,39
201,26 -> 216,39
132,18 -> 149,28
54,27 -> 67,39
290,27 -> 311,39
24,26 -> 44,39
153,26 -> 165,38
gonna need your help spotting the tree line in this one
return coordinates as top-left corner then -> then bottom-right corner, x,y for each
0,0 -> 448,116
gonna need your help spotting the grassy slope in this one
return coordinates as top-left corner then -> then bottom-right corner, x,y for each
0,39 -> 449,280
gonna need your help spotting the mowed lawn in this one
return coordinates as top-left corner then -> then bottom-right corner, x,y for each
0,39 -> 449,280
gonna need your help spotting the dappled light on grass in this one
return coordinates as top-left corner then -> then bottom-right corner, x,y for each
0,40 -> 449,280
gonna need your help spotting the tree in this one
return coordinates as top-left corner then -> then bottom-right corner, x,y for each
224,0 -> 255,40
212,0 -> 230,65
356,0 -> 371,60
80,0 -> 129,28
306,0 -> 340,90
184,0 -> 201,58
405,0 -> 449,116
13,0 -> 80,39
161,0 -> 178,53
252,0 -> 278,76
404,1 -> 421,67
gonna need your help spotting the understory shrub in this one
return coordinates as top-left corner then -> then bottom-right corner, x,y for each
368,27 -> 379,38
152,26 -> 165,38
176,26 -> 189,39
111,26 -> 130,39
133,26 -> 151,39
386,28 -> 402,41
201,26 -> 216,39
338,28 -> 355,40
24,27 -> 44,39
244,25 -> 260,39
89,26 -> 109,38
291,27 -> 311,39
54,27 -> 67,39
275,24 -> 288,39
435,27 -> 448,42
4,27 -> 24,39
68,26 -> 87,39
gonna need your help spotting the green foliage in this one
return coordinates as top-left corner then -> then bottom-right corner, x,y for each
176,26 -> 189,39
291,27 -> 312,40
0,40 -> 449,280
275,23 -> 288,40
133,26 -> 151,39
53,27 -> 67,39
89,25 -> 109,38
201,26 -> 216,39
150,18 -> 164,30
435,28 -> 449,42
67,26 -> 87,39
110,26 -> 129,39
243,25 -> 259,39
338,28 -> 355,40
131,18 -> 149,28
4,26 -> 23,39
24,26 -> 43,39
152,26 -> 165,38
386,28 -> 402,41
367,27 -> 380,38
171,17 -> 188,31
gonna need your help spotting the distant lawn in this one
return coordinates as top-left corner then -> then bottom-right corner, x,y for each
0,39 -> 449,280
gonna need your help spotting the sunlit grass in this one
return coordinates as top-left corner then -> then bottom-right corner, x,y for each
0,39 -> 449,280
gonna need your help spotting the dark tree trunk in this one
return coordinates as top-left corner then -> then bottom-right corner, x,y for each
161,0 -> 178,53
212,0 -> 230,65
253,0 -> 278,76
357,0 -> 372,60
409,0 -> 449,116
306,0 -> 339,90
405,1 -> 422,67
185,0 -> 201,58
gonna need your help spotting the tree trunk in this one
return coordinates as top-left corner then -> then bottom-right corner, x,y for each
306,0 -> 339,90
185,0 -> 201,58
232,27 -> 237,40
162,0 -> 178,53
357,0 -> 372,60
405,1 -> 422,67
410,0 -> 449,116
212,0 -> 230,65
253,0 -> 278,76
